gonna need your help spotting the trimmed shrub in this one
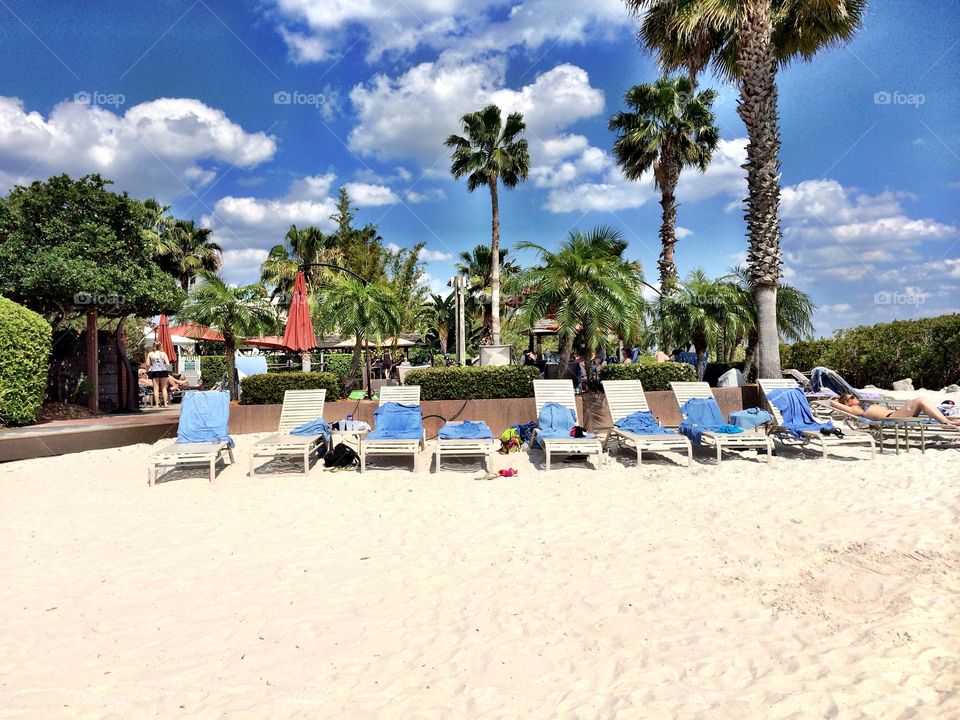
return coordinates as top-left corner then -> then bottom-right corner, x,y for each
0,296 -> 52,426
239,371 -> 343,405
598,361 -> 696,391
321,353 -> 359,380
404,365 -> 539,401
200,355 -> 228,385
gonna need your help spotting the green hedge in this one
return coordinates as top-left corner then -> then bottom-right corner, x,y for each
598,361 -> 696,390
199,355 -> 228,385
239,371 -> 343,405
781,314 -> 960,389
404,365 -> 540,400
0,296 -> 52,425
321,353 -> 359,380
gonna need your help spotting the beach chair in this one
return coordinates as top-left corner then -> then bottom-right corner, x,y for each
821,400 -> 958,454
602,380 -> 692,466
532,380 -> 604,470
360,385 -> 425,473
758,379 -> 875,459
670,382 -> 773,462
249,389 -> 328,476
148,390 -> 234,485
435,420 -> 495,472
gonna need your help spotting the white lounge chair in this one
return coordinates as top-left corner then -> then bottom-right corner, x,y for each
532,379 -> 604,471
435,420 -> 495,472
360,385 -> 425,473
670,382 -> 773,463
758,379 -> 875,459
249,389 -> 328,476
602,380 -> 693,467
148,390 -> 234,485
819,398 -> 958,454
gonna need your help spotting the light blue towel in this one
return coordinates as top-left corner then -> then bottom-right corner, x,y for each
367,402 -> 424,440
614,410 -> 675,435
768,387 -> 835,439
439,420 -> 493,440
290,418 -> 332,445
728,408 -> 774,430
536,402 -> 594,448
176,390 -> 234,447
678,397 -> 743,446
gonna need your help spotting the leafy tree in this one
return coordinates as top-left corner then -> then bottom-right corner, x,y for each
627,0 -> 867,379
425,292 -> 456,355
178,273 -> 275,399
385,242 -> 428,343
445,104 -> 530,346
609,75 -> 719,295
455,244 -> 518,342
512,227 -> 647,375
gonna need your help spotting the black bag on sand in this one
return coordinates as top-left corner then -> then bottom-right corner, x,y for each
323,443 -> 359,468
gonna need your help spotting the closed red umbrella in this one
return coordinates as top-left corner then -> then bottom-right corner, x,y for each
156,314 -> 177,364
282,271 -> 315,352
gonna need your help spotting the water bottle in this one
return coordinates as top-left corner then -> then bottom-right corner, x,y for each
346,413 -> 354,431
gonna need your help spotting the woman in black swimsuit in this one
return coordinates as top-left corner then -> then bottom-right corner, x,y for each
834,393 -> 960,426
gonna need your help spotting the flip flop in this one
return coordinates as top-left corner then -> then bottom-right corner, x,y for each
475,471 -> 499,481
498,468 -> 518,477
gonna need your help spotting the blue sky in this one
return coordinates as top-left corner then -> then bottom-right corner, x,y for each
0,0 -> 957,335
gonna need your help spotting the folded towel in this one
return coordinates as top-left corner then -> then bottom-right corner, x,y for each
678,397 -> 743,445
614,410 -> 675,435
367,402 -> 423,440
767,387 -> 835,439
290,418 -> 332,445
176,390 -> 234,447
439,420 -> 493,440
728,408 -> 773,430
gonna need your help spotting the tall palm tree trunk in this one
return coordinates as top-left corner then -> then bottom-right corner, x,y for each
657,157 -> 681,295
488,179 -> 501,346
558,333 -> 574,378
224,335 -> 237,400
738,0 -> 783,380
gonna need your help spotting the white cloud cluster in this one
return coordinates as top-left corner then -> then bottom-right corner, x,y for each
0,96 -> 276,200
268,0 -> 629,63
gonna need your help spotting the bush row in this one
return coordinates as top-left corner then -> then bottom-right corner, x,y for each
404,365 -> 540,401
780,314 -> 960,389
598,361 -> 696,390
0,296 -> 52,426
239,371 -> 344,405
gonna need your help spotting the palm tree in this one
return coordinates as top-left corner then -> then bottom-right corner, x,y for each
179,273 -> 274,399
513,226 -> 647,375
609,75 -> 719,295
454,244 -> 519,342
141,198 -> 175,259
385,242 -> 429,345
260,224 -> 336,299
626,0 -> 867,379
445,104 -> 530,346
656,268 -> 748,379
318,274 -> 402,384
157,219 -> 222,291
425,292 -> 456,355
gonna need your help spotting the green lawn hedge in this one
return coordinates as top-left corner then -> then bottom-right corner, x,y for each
598,361 -> 696,390
404,365 -> 539,400
200,355 -> 227,385
780,314 -> 960,389
239,371 -> 344,405
0,296 -> 52,426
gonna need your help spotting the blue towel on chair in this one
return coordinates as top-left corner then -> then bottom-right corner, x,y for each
367,402 -> 424,440
614,410 -> 674,435
439,420 -> 493,439
728,408 -> 773,430
537,402 -> 594,440
290,418 -> 332,445
768,387 -> 835,439
678,397 -> 743,446
176,391 -> 234,447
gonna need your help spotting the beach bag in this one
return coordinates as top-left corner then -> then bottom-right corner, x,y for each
323,443 -> 359,468
499,427 -> 521,454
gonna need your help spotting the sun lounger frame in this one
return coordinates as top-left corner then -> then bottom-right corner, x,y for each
249,389 -> 328,476
758,379 -> 875,459
532,380 -> 604,471
360,385 -> 425,473
670,382 -> 773,463
818,401 -> 958,454
602,380 -> 692,467
435,421 -> 495,472
148,441 -> 235,485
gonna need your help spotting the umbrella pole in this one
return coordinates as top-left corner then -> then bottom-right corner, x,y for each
365,339 -> 373,399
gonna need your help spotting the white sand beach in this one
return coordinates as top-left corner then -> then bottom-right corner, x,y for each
1,434 -> 958,719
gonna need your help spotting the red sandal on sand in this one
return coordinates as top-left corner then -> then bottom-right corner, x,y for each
498,468 -> 518,477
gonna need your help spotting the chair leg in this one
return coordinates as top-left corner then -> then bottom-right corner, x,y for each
250,453 -> 257,477
545,448 -> 551,471
148,465 -> 155,486
435,447 -> 441,472
360,452 -> 365,473
821,439 -> 828,460
209,459 -> 215,483
716,443 -> 722,463
686,442 -> 693,468
303,447 -> 310,475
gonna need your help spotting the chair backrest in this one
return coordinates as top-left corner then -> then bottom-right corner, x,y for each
534,379 -> 579,421
379,384 -> 420,405
670,382 -> 715,416
602,380 -> 650,423
757,378 -> 800,426
278,389 -> 327,433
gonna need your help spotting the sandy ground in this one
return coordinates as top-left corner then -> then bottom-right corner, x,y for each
1,429 -> 958,719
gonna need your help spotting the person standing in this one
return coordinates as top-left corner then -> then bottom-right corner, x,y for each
145,343 -> 171,408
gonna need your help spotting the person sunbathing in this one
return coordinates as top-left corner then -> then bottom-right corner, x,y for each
833,393 -> 960,426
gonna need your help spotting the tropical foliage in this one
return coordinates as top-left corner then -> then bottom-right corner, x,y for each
0,296 -> 52,426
